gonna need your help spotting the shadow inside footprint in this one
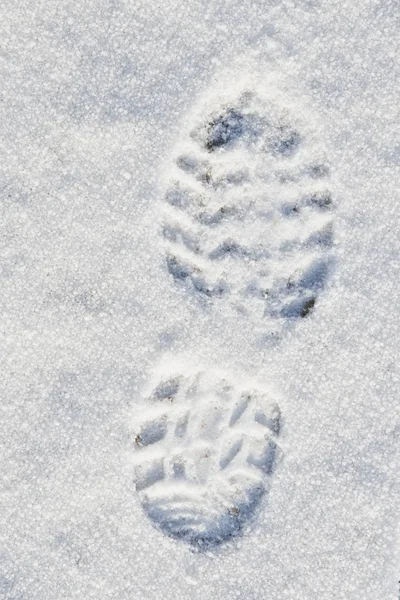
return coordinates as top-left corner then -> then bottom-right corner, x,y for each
269,126 -> 301,157
280,295 -> 317,319
205,108 -> 245,151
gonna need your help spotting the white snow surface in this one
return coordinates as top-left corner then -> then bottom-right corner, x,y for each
0,0 -> 399,599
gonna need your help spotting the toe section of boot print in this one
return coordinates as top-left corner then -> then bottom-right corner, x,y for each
161,70 -> 336,334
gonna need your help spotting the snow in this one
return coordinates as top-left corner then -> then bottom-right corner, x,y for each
0,0 -> 399,599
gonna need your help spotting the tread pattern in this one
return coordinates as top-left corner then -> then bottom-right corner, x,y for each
161,84 -> 335,325
131,366 -> 281,548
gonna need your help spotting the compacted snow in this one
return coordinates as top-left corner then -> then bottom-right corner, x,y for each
0,1 -> 399,599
